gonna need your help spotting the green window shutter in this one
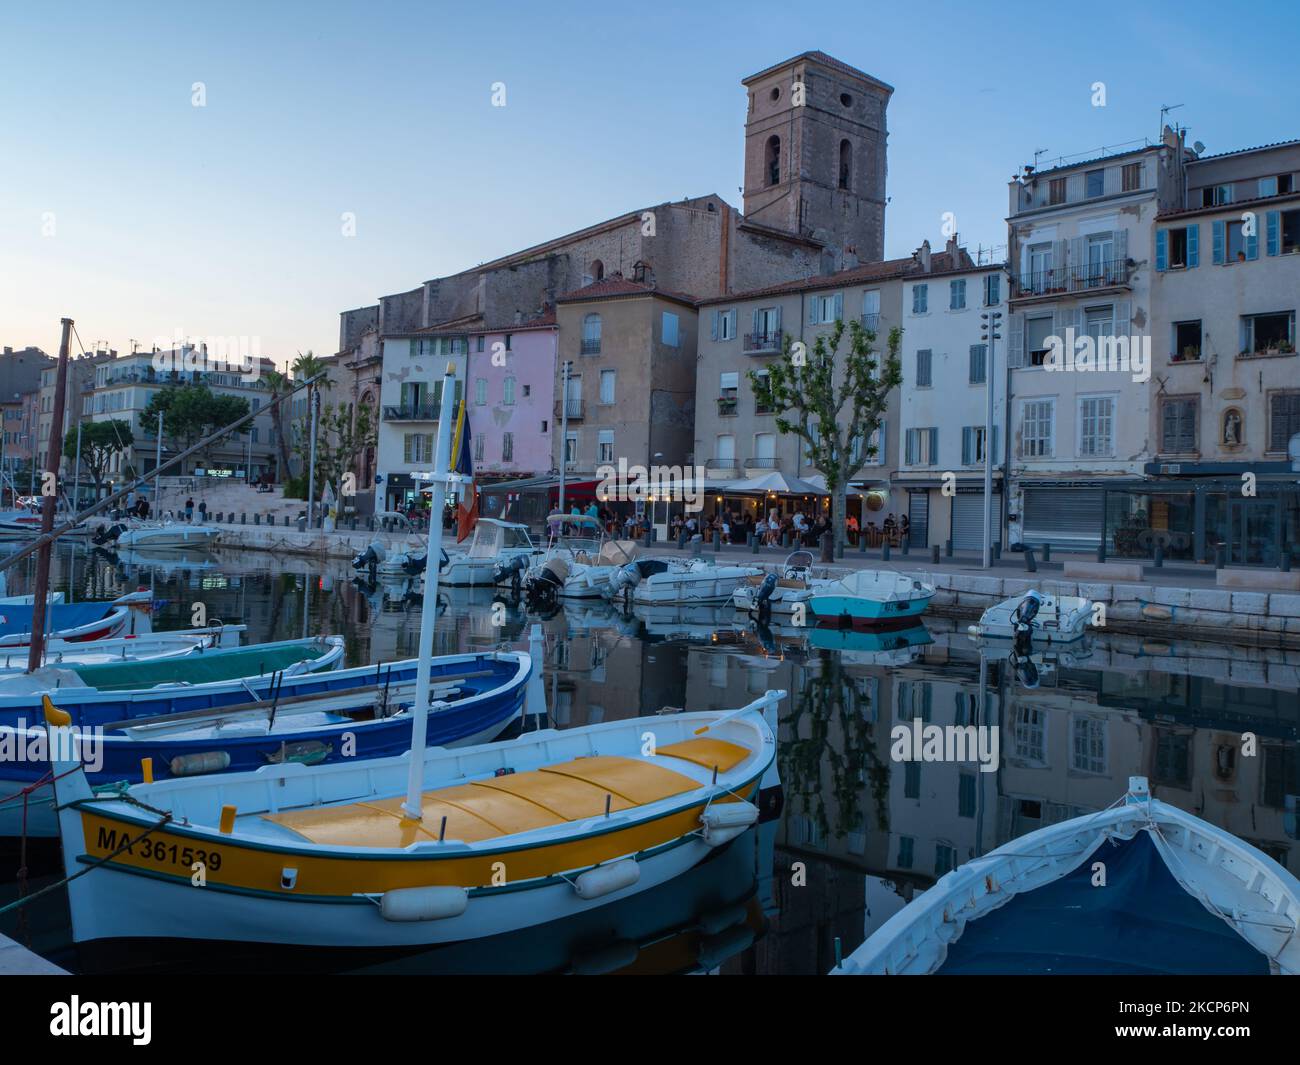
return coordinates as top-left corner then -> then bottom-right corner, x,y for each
1212,220 -> 1226,264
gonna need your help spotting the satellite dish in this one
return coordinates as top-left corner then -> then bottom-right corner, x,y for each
1193,141 -> 1205,154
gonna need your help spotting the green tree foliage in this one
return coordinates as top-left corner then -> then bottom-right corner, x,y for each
64,419 -> 135,501
139,384 -> 250,467
292,401 -> 377,502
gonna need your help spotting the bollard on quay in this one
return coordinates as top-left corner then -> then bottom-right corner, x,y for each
931,544 -> 940,564
1042,543 -> 1051,563
945,539 -> 953,558
1153,544 -> 1164,568
993,541 -> 1001,561
1024,546 -> 1037,573
1215,545 -> 1225,570
1097,540 -> 1107,563
1281,552 -> 1292,572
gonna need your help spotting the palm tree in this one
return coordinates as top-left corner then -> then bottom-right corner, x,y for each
263,369 -> 294,481
291,350 -> 333,489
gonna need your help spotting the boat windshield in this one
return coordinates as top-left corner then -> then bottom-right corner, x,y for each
501,526 -> 533,549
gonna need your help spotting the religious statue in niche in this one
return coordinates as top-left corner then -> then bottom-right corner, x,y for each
1222,408 -> 1243,448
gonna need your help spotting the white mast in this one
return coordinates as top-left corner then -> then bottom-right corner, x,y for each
401,362 -> 461,821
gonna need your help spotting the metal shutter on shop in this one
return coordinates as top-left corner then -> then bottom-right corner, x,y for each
1022,488 -> 1104,549
908,491 -> 929,549
951,493 -> 988,551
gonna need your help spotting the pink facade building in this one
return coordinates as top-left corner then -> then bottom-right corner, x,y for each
466,311 -> 557,484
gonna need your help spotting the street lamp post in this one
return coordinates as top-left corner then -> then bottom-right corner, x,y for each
979,310 -> 1003,570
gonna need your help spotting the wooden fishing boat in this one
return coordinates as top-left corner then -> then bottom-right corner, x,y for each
46,689 -> 783,948
833,776 -> 1300,975
0,590 -> 150,647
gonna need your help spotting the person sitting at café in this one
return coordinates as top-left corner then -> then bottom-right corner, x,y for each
846,514 -> 859,544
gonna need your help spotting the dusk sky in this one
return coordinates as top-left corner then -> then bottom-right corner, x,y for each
2,0 -> 1294,366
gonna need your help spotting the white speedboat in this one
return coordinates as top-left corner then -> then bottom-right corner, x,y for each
91,519 -> 221,550
613,557 -> 762,606
730,551 -> 826,616
833,776 -> 1300,975
524,514 -> 638,601
808,569 -> 934,625
968,589 -> 1092,643
442,518 -> 543,587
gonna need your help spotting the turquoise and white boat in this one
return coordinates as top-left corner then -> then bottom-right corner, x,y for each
808,569 -> 933,625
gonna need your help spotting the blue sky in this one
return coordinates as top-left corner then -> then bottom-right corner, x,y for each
1,0 -> 1294,366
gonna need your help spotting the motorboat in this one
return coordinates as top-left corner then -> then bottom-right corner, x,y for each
833,776 -> 1300,975
91,519 -> 221,550
968,589 -> 1092,643
806,621 -> 932,665
0,589 -> 153,647
441,518 -> 543,587
730,551 -> 827,616
2,646 -> 531,839
612,557 -> 762,606
807,569 -> 934,625
524,514 -> 638,602
46,689 -> 784,948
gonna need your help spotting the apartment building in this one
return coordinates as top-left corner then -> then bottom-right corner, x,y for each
1004,128 -> 1191,549
466,312 -> 556,484
554,277 -> 698,491
37,349 -> 115,473
895,262 -> 1010,550
694,239 -> 972,527
1145,139 -> 1300,566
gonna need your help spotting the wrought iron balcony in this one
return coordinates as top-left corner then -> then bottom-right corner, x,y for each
556,398 -> 584,420
861,313 -> 880,331
745,456 -> 780,470
707,456 -> 739,474
382,404 -> 440,422
580,338 -> 601,355
1013,258 -> 1132,299
717,396 -> 738,417
743,330 -> 783,354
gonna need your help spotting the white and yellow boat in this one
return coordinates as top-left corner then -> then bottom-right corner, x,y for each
47,691 -> 782,948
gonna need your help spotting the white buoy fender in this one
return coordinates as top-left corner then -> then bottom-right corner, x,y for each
573,858 -> 640,899
380,885 -> 469,922
701,801 -> 760,846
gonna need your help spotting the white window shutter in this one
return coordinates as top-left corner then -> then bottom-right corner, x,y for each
1007,312 -> 1025,368
1114,300 -> 1131,334
833,292 -> 843,322
711,310 -> 720,341
728,310 -> 737,338
808,299 -> 819,325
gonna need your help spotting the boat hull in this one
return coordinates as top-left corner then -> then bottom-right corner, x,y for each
632,568 -> 759,606
808,592 -> 932,623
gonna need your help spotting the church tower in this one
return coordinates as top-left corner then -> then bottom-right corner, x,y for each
741,52 -> 891,264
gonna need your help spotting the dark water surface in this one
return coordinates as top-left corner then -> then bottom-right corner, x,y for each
2,541 -> 1297,975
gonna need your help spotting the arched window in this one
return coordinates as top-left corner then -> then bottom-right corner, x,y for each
766,135 -> 781,187
839,139 -> 852,190
582,313 -> 601,354
590,259 -> 604,282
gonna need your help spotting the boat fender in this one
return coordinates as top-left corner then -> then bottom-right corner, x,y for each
700,801 -> 760,846
380,885 -> 469,922
573,858 -> 640,899
169,751 -> 232,776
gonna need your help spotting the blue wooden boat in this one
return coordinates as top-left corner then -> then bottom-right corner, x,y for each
0,648 -> 532,839
832,777 -> 1300,975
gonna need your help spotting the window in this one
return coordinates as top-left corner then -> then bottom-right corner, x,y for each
962,425 -> 997,464
1072,717 -> 1107,774
968,343 -> 987,384
581,313 -> 601,354
1086,232 -> 1115,285
522,384 -> 530,398
503,376 -> 516,405
753,431 -> 776,467
765,135 -> 780,186
713,309 -> 737,341
1260,174 -> 1294,198
430,336 -> 465,356
810,292 -> 841,324
904,762 -> 920,799
475,378 -> 487,405
473,433 -> 485,463
753,369 -> 773,414
1172,320 -> 1202,361
1226,220 -> 1248,261
897,836 -> 914,869
838,139 -> 852,190
1161,225 -> 1197,269
502,432 -> 513,462
1243,312 -> 1295,354
1269,392 -> 1300,452
1121,162 -> 1142,191
589,260 -> 604,282
1026,315 -> 1053,366
949,278 -> 966,310
1084,305 -> 1113,344
1078,395 -> 1115,457
1161,397 -> 1198,453
1048,177 -> 1066,205
1277,209 -> 1300,254
597,429 -> 614,465
403,433 -> 434,464
504,334 -> 513,352
476,335 -> 485,352
1021,399 -> 1054,457
1085,168 -> 1104,198
599,369 -> 616,405
1202,184 -> 1233,207
715,434 -> 736,464
935,845 -> 957,877
718,371 -> 739,416
563,431 -> 577,466
661,311 -> 679,347
916,349 -> 932,387
250,427 -> 259,444
958,773 -> 977,818
911,284 -> 928,314
983,273 -> 1000,306
905,427 -> 938,466
1025,242 -> 1053,291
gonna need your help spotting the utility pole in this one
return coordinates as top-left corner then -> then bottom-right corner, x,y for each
28,317 -> 73,673
306,384 -> 319,527
72,419 -> 83,510
980,308 -> 1003,570
155,408 -> 164,514
557,359 -> 570,515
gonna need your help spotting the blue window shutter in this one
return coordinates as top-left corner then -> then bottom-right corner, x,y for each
728,310 -> 737,338
962,427 -> 972,464
833,292 -> 843,322
929,428 -> 938,466
1246,221 -> 1259,260
773,305 -> 782,335
1212,220 -> 1226,264
1187,224 -> 1199,267
808,299 -> 818,325
711,310 -> 720,341
1155,229 -> 1168,271
1266,211 -> 1281,256
905,430 -> 915,464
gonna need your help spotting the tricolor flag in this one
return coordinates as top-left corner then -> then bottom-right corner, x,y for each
449,397 -> 478,542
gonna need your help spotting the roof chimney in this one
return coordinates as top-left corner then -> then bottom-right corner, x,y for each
915,239 -> 932,273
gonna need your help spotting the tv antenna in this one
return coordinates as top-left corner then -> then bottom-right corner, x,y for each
1159,103 -> 1184,140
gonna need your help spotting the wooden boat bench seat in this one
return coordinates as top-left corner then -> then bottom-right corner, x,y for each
260,743 -> 748,848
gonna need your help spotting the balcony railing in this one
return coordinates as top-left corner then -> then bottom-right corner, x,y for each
861,313 -> 880,331
745,456 -> 780,470
1013,258 -> 1131,298
580,338 -> 601,355
755,402 -> 775,415
743,330 -> 784,354
707,456 -> 739,474
556,398 -> 584,420
717,396 -> 738,416
382,404 -> 440,422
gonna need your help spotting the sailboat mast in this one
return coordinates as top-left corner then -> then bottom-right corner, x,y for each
27,317 -> 73,673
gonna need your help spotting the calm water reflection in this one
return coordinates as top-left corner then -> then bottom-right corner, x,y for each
2,542 -> 1298,974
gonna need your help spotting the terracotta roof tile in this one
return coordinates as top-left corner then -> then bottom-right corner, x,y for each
556,275 -> 700,306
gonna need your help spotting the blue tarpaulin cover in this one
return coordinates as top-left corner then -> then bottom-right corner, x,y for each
936,832 -> 1269,975
0,602 -> 112,638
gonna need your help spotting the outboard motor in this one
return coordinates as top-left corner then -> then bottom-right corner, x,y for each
1010,590 -> 1043,636
351,540 -> 387,578
493,554 -> 529,592
752,571 -> 779,621
91,523 -> 127,546
1008,648 -> 1041,690
525,558 -> 566,607
608,561 -> 643,600
401,552 -> 429,577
